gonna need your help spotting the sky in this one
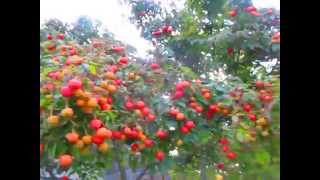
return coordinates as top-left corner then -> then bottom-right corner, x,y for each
40,0 -> 279,57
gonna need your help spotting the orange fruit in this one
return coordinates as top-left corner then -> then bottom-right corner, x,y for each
48,115 -> 59,126
100,81 -> 109,89
176,113 -> 185,121
96,127 -> 113,139
82,135 -> 92,145
105,71 -> 116,80
139,134 -> 146,141
81,91 -> 91,100
65,132 -> 79,144
76,99 -> 86,107
189,102 -> 198,108
87,98 -> 98,107
82,107 -> 93,114
61,107 -> 74,118
73,89 -> 83,97
59,154 -> 73,168
107,84 -> 117,94
203,92 -> 211,100
75,140 -> 84,149
98,143 -> 109,153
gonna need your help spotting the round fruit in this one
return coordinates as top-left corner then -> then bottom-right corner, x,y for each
248,113 -> 257,121
68,78 -> 82,90
209,104 -> 218,112
65,132 -> 79,144
131,143 -> 139,152
180,126 -> 190,134
106,71 -> 116,80
57,33 -> 65,40
156,130 -> 168,140
175,83 -> 185,91
107,84 -> 117,94
216,163 -> 224,170
90,118 -> 103,130
229,9 -> 237,17
75,140 -> 84,149
143,138 -> 154,148
155,151 -> 165,161
176,113 -> 185,121
112,131 -> 122,140
135,101 -> 145,109
195,106 -> 203,113
82,135 -> 92,145
185,120 -> 196,129
48,115 -> 59,126
243,103 -> 252,112
219,137 -> 229,145
47,34 -> 53,40
87,98 -> 98,107
59,154 -> 72,168
226,152 -> 237,160
76,99 -> 86,107
222,145 -> 230,153
169,107 -> 179,117
96,127 -> 112,139
61,107 -> 74,118
141,107 -> 150,116
203,92 -> 211,100
60,86 -> 73,97
174,90 -> 184,99
255,80 -> 264,88
92,135 -> 104,145
124,100 -> 134,110
118,56 -> 128,65
123,127 -> 132,135
146,113 -> 156,122
150,63 -> 160,70
98,143 -> 109,153
177,139 -> 183,146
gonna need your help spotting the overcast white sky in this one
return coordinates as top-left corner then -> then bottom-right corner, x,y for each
40,0 -> 279,57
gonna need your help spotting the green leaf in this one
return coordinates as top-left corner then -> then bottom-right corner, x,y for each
236,128 -> 246,143
255,150 -> 271,166
197,130 -> 211,144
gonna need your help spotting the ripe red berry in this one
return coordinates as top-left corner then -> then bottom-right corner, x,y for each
175,83 -> 185,91
262,95 -> 273,103
174,90 -> 184,99
141,107 -> 150,116
209,104 -> 218,112
135,101 -> 145,109
146,113 -> 156,122
124,100 -> 134,110
255,80 -> 264,88
47,34 -> 53,40
68,78 -> 82,90
89,118 -> 103,130
226,152 -> 237,160
112,131 -> 122,140
156,130 -> 168,140
248,113 -> 257,121
131,143 -> 139,152
229,9 -> 237,17
143,138 -> 154,148
92,135 -> 104,145
150,63 -> 160,70
243,103 -> 252,112
112,46 -> 125,53
60,86 -> 73,97
180,126 -> 190,134
61,176 -> 69,180
219,137 -> 229,145
217,163 -> 224,170
57,33 -> 65,40
155,151 -> 165,161
222,146 -> 230,153
118,56 -> 128,65
169,107 -> 179,117
185,120 -> 196,129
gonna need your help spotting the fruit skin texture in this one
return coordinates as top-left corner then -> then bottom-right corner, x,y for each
82,135 -> 92,145
226,152 -> 237,160
180,126 -> 190,134
229,9 -> 237,17
90,118 -> 103,130
155,151 -> 165,161
219,137 -> 229,145
96,127 -> 112,139
185,120 -> 195,129
65,132 -> 79,144
92,135 -> 104,145
61,107 -> 74,118
156,130 -> 168,140
59,154 -> 73,168
60,86 -> 73,97
68,78 -> 82,90
248,113 -> 257,121
176,113 -> 185,121
98,143 -> 109,153
48,115 -> 59,126
143,138 -> 154,148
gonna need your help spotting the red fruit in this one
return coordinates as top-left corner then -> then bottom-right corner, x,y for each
112,46 -> 125,53
195,106 -> 203,113
180,126 -> 190,134
59,154 -> 72,168
143,138 -> 154,148
243,103 -> 252,112
209,104 -> 218,112
181,81 -> 190,88
118,56 -> 128,65
169,107 -> 179,117
245,5 -> 257,12
227,47 -> 234,55
146,113 -> 156,122
92,135 -> 104,145
57,33 -> 65,40
174,90 -> 184,99
113,79 -> 122,86
250,11 -> 261,16
156,130 -> 168,140
152,31 -> 162,37
229,9 -> 237,17
128,130 -> 139,139
226,152 -> 237,160
166,26 -> 173,33
65,132 -> 79,144
68,78 -> 82,90
112,131 -> 122,140
60,86 -> 73,97
185,120 -> 196,129
222,146 -> 230,153
47,34 -> 53,40
89,118 -> 103,130
155,151 -> 165,161
175,83 -> 185,91
141,107 -> 150,116
206,111 -> 215,119
69,49 -> 76,56
150,63 -> 160,70
248,113 -> 257,121
219,137 -> 229,145
135,101 -> 145,109
262,95 -> 273,103
96,127 -> 112,139
123,127 -> 132,135
61,176 -> 69,180
131,143 -> 139,152
124,100 -> 134,110
255,80 -> 264,88
217,163 -> 225,170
